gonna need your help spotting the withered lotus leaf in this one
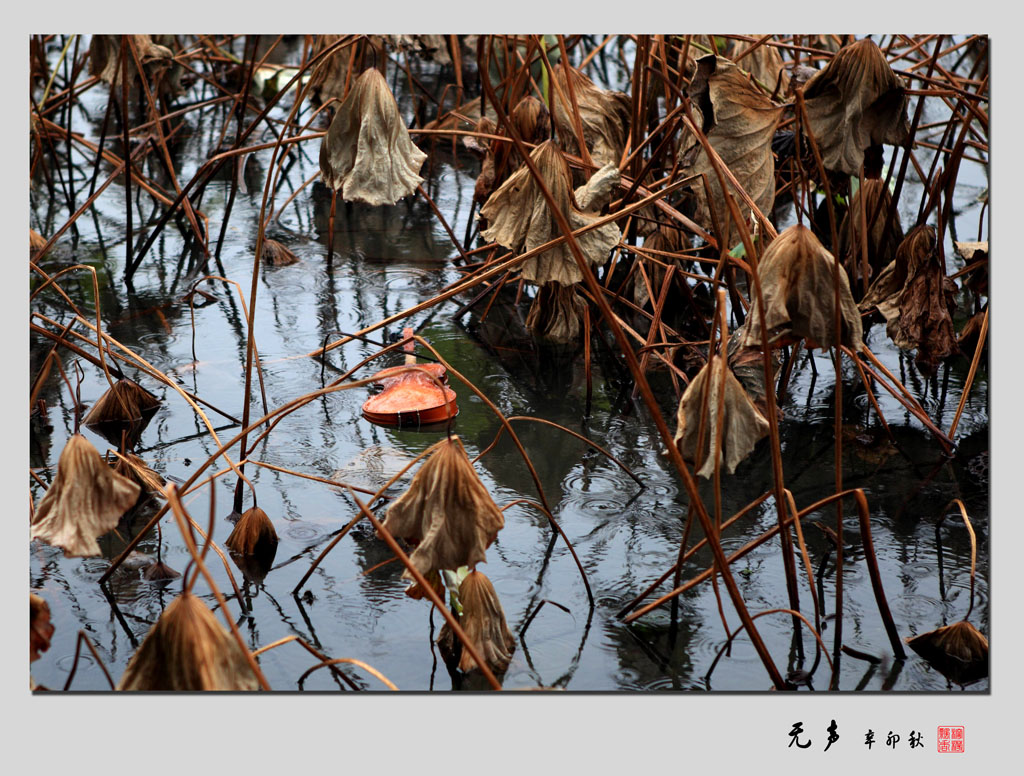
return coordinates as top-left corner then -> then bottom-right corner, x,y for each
379,435 -> 504,580
118,592 -> 260,691
224,506 -> 279,557
906,620 -> 988,685
674,353 -> 770,478
741,224 -> 864,352
31,434 -> 141,558
860,222 -> 935,326
261,238 -> 300,266
838,178 -> 904,293
679,55 -> 783,251
449,570 -> 516,674
30,594 -> 55,663
511,95 -> 551,147
525,281 -> 586,343
888,225 -> 960,370
89,35 -> 173,88
319,68 -> 428,206
479,141 -> 620,286
726,38 -> 790,95
83,378 -> 160,427
141,560 -> 181,582
802,38 -> 911,176
552,63 -> 631,168
30,229 -> 47,257
308,35 -> 350,107
113,451 -> 165,496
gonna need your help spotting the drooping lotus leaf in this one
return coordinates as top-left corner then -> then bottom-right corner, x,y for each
551,63 -> 631,168
319,68 -> 428,206
838,178 -> 904,294
906,620 -> 988,685
112,451 -> 165,500
89,35 -> 173,89
118,592 -> 260,691
308,35 -> 350,107
385,35 -> 452,66
30,594 -> 54,663
261,238 -> 299,266
860,222 -> 935,325
741,224 -> 864,352
726,38 -> 790,95
887,225 -> 960,371
379,436 -> 504,581
525,281 -> 586,342
802,38 -> 911,176
31,434 -> 141,557
673,353 -> 770,478
83,378 -> 160,426
679,55 -> 783,251
479,141 -> 621,286
225,506 -> 279,558
445,570 -> 516,674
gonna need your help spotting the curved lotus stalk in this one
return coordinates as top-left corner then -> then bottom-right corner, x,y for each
378,436 -> 504,582
319,68 -> 428,206
225,506 -> 279,558
479,141 -> 620,286
802,38 -> 911,176
887,225 -> 959,371
30,594 -> 54,663
679,55 -> 783,251
118,592 -> 260,691
526,282 -> 586,342
839,178 -> 904,292
444,570 -> 516,674
673,353 -> 769,478
551,63 -> 631,168
741,224 -> 864,352
31,434 -> 141,557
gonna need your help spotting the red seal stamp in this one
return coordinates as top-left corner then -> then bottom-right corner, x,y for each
937,726 -> 965,753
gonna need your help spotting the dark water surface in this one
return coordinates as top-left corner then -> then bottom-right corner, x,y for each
29,37 -> 988,692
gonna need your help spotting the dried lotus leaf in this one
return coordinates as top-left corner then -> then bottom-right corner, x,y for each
319,68 -> 427,206
741,224 -> 863,352
802,38 -> 911,176
679,55 -> 783,251
673,354 -> 769,478
31,434 -> 141,557
551,63 -> 631,168
526,281 -> 586,343
379,436 -> 504,580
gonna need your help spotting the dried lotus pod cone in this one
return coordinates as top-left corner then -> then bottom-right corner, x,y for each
32,434 -> 141,557
261,238 -> 299,266
30,594 -> 55,663
438,570 -> 515,675
741,224 -> 863,352
318,67 -> 427,206
906,620 -> 988,685
378,436 -> 504,581
224,506 -> 279,558
83,378 -> 160,448
117,592 -> 260,691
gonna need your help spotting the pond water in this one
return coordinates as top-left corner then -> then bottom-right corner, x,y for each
29,35 -> 988,692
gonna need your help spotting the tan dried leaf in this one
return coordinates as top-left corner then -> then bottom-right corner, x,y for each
552,63 -> 631,168
726,38 -> 790,95
838,178 -> 904,293
906,620 -> 988,684
30,594 -> 55,663
319,68 -> 427,206
112,451 -> 165,495
83,378 -> 160,426
888,225 -> 960,370
479,141 -> 620,286
673,353 -> 769,478
308,35 -> 350,107
449,571 -> 516,674
802,38 -> 911,176
261,238 -> 299,266
32,434 -> 141,557
379,436 -> 504,580
118,592 -> 260,691
224,506 -> 279,557
89,35 -> 173,89
741,224 -> 864,352
526,281 -> 586,343
679,55 -> 783,250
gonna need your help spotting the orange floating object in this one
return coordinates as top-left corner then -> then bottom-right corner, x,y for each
362,328 -> 458,426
